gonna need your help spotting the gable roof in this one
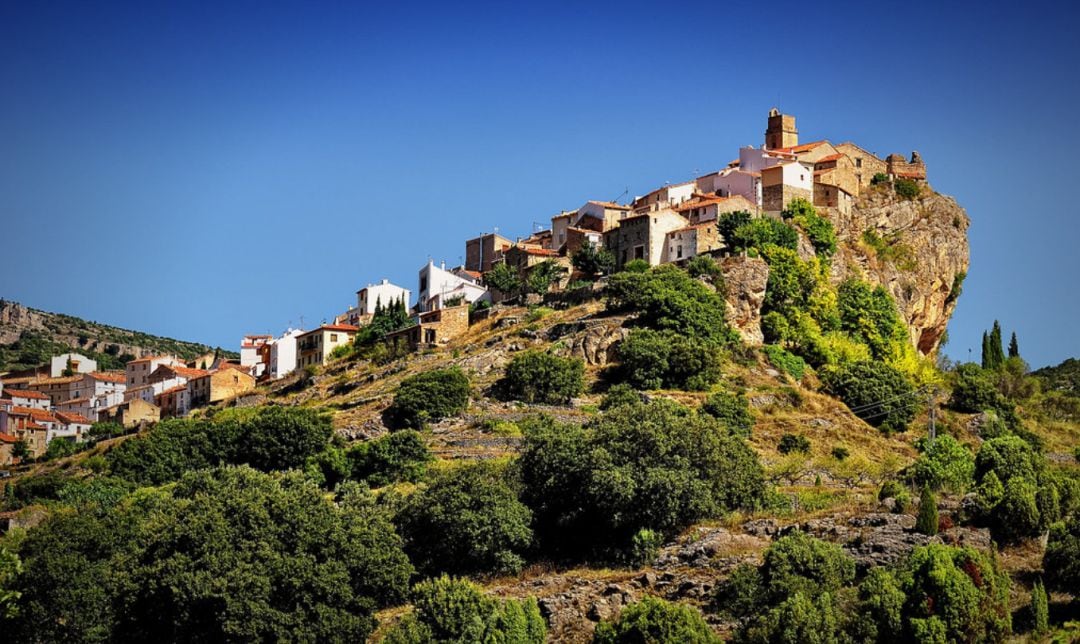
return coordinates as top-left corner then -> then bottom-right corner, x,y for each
55,411 -> 93,425
5,389 -> 49,401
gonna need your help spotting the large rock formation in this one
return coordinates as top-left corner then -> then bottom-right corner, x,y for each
720,257 -> 768,345
830,186 -> 970,354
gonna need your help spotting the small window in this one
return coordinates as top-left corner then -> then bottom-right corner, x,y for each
855,158 -> 862,168
330,334 -> 338,342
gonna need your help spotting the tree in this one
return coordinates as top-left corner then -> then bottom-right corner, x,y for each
1030,580 -> 1048,635
388,368 -> 470,429
525,260 -> 566,295
502,350 -> 584,404
949,363 -> 1002,413
235,406 -> 334,472
686,254 -> 725,289
786,198 -> 837,258
758,531 -> 855,602
1008,332 -> 1020,359
395,462 -> 533,577
821,361 -> 917,434
605,264 -> 735,345
571,242 -> 615,278
0,547 -> 21,619
12,440 -> 29,461
599,383 -> 643,411
355,295 -> 413,346
910,434 -> 975,493
777,434 -> 810,455
385,575 -> 545,644
617,329 -> 721,391
915,485 -> 938,535
593,596 -> 720,644
518,400 -> 764,559
700,390 -> 754,438
1044,516 -> 1080,593
836,279 -> 907,361
349,430 -> 433,487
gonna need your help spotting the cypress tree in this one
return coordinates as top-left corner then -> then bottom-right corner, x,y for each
981,331 -> 991,369
1031,579 -> 1049,635
1008,332 -> 1020,359
916,485 -> 939,535
989,320 -> 1005,368
374,296 -> 383,317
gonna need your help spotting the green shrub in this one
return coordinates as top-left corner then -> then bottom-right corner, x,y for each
395,462 -> 532,577
894,178 -> 920,199
629,528 -> 662,567
870,172 -> 889,185
822,361 -> 917,434
729,217 -> 799,253
949,363 -> 1001,413
686,254 -> 725,288
606,264 -> 735,345
915,486 -> 938,535
714,563 -> 765,621
777,433 -> 810,455
700,390 -> 753,438
740,591 -> 843,644
593,596 -> 720,644
759,531 -> 855,601
910,434 -> 974,493
389,368 -> 470,429
831,446 -> 849,461
618,329 -> 721,390
348,430 -> 432,487
762,344 -> 806,381
503,351 -> 585,404
572,242 -> 616,278
785,198 -> 836,258
836,279 -> 907,360
518,400 -> 764,560
599,384 -> 643,411
622,259 -> 650,273
387,575 -> 545,644
1030,580 -> 1049,635
1044,516 -> 1080,593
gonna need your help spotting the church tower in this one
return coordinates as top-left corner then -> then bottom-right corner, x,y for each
764,108 -> 798,149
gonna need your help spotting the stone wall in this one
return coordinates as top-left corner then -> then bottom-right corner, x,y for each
762,184 -> 812,213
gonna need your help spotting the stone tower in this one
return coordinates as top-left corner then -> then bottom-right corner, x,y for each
765,108 -> 798,150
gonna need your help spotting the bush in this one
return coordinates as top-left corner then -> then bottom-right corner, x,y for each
1030,580 -> 1048,635
894,178 -> 920,199
618,329 -> 721,390
503,351 -> 585,404
396,462 -> 532,577
730,217 -> 799,253
518,400 -> 765,559
949,363 -> 1001,413
759,531 -> 855,601
915,485 -> 938,535
42,437 -> 81,461
571,242 -> 615,278
1044,516 -> 1080,593
786,198 -> 837,258
777,433 -> 810,455
910,434 -> 975,493
822,361 -> 917,434
622,259 -> 650,273
386,575 -> 545,644
605,264 -> 735,345
831,446 -> 849,461
686,254 -> 725,287
700,390 -> 753,438
593,596 -> 720,644
836,279 -> 907,361
871,172 -> 889,185
762,344 -> 807,381
388,368 -> 470,429
629,528 -> 662,567
349,430 -> 432,487
599,384 -> 643,411
9,466 -> 412,643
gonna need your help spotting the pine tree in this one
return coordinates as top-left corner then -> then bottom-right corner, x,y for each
916,485 -> 939,535
1008,332 -> 1020,359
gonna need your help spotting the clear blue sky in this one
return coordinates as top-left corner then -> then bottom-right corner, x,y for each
2,1 -> 1078,368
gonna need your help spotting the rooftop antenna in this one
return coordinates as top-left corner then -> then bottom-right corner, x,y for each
610,187 -> 628,204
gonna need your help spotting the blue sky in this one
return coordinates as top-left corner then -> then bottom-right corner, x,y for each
2,1 -> 1078,368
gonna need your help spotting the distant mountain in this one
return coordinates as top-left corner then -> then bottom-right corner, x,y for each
1034,357 -> 1080,397
0,299 -> 236,373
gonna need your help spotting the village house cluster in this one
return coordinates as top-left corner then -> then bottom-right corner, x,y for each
237,109 -> 928,375
0,350 -> 257,465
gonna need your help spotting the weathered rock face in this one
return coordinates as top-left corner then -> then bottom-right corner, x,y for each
0,300 -> 47,344
830,187 -> 970,354
549,318 -> 629,366
720,257 -> 768,346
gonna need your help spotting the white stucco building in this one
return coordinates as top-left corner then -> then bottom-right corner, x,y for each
357,279 -> 412,315
50,353 -> 98,377
269,328 -> 304,379
417,261 -> 489,312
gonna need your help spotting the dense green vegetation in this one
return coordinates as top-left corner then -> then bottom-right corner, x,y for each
606,264 -> 735,346
617,329 -> 720,390
502,350 -> 585,404
822,361 -> 918,434
388,368 -> 471,429
594,596 -> 720,644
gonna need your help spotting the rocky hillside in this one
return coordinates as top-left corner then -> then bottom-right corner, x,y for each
0,299 -> 233,372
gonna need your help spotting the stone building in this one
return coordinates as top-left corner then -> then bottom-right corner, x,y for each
665,221 -> 723,263
187,366 -> 255,408
465,233 -> 514,273
100,398 -> 160,428
887,152 -> 927,181
674,194 -> 757,224
761,162 -> 813,213
385,304 -> 469,353
835,142 -> 888,188
765,107 -> 798,149
603,209 -> 690,269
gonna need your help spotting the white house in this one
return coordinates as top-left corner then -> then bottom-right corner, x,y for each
357,279 -> 412,316
269,328 -> 304,379
52,412 -> 93,443
125,355 -> 181,388
5,389 -> 51,410
49,353 -> 98,377
239,335 -> 271,378
632,182 -> 697,214
417,261 -> 489,312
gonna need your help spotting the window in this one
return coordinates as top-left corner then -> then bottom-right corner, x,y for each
420,277 -> 427,292
855,158 -> 862,168
330,334 -> 338,342
677,245 -> 683,259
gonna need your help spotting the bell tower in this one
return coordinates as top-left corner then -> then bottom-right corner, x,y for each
765,108 -> 798,150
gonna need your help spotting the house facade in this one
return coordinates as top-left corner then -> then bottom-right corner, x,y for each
417,261 -> 489,312
385,305 -> 469,353
188,366 -> 257,407
603,209 -> 689,269
49,353 -> 98,377
125,355 -> 181,388
465,233 -> 514,273
296,325 -> 358,368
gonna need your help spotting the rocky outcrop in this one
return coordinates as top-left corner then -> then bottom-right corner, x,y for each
0,300 -> 47,344
720,257 -> 768,345
830,187 -> 970,354
548,318 -> 629,366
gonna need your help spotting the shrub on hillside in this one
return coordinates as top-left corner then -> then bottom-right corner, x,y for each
700,390 -> 753,438
348,430 -> 432,487
388,368 -> 470,429
621,259 -> 650,273
571,242 -> 615,278
502,350 -> 585,404
686,254 -> 725,289
605,264 -> 735,345
973,435 -> 1061,542
1044,516 -> 1080,594
949,363 -> 1001,413
384,576 -> 545,644
395,462 -> 532,577
785,198 -> 837,258
599,383 -> 643,411
778,433 -> 810,455
518,400 -> 765,560
836,279 -> 907,361
762,344 -> 806,381
593,596 -> 720,644
821,361 -> 917,434
894,177 -> 921,199
617,329 -> 721,390
910,434 -> 975,493
730,217 -> 799,253
915,485 -> 938,535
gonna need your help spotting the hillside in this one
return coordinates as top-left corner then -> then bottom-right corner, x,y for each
0,299 -> 235,372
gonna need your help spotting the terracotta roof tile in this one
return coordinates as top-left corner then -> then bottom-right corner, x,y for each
55,411 -> 93,425
586,200 -> 630,210
87,371 -> 126,383
6,389 -> 49,400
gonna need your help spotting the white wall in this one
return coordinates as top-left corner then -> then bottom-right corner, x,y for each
269,329 -> 302,379
50,353 -> 97,377
358,280 -> 411,315
418,261 -> 488,312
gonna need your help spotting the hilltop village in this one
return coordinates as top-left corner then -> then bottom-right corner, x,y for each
0,109 -> 928,465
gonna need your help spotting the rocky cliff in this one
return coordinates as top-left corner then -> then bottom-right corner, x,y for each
832,185 -> 970,354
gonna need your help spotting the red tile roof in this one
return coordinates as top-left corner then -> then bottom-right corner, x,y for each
167,366 -> 210,379
88,371 -> 126,383
156,385 -> 188,396
5,389 -> 49,401
0,433 -> 18,443
586,200 -> 630,210
127,355 -> 174,364
772,140 -> 829,154
59,397 -> 91,405
816,153 -> 843,163
55,411 -> 93,425
11,406 -> 58,423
